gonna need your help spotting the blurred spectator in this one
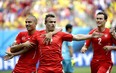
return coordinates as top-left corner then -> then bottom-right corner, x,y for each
0,0 -> 116,30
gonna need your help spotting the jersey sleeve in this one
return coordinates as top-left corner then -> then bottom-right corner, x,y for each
61,32 -> 73,41
15,32 -> 22,44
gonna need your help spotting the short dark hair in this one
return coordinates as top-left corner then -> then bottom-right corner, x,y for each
45,14 -> 55,24
65,24 -> 72,31
97,12 -> 108,20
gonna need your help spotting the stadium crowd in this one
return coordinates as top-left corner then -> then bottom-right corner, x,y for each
0,0 -> 116,30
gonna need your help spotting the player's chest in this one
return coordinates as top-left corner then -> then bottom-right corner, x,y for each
92,33 -> 112,44
21,35 -> 35,42
38,34 -> 62,45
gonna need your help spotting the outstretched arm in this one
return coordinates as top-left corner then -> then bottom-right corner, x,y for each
72,31 -> 103,41
72,34 -> 92,41
79,32 -> 102,53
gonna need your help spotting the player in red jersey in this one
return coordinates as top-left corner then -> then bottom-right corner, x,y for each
10,14 -> 40,73
31,14 -> 102,73
5,13 -> 102,73
4,14 -> 60,73
81,12 -> 116,73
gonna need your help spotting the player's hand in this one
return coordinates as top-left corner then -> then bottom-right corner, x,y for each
103,46 -> 113,51
91,31 -> 103,38
80,46 -> 87,53
43,32 -> 52,45
3,52 -> 14,61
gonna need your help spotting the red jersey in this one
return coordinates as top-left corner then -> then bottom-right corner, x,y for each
85,28 -> 116,62
34,30 -> 73,66
13,30 -> 39,72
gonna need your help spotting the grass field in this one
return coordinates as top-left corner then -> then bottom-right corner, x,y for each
0,66 -> 116,73
74,66 -> 116,73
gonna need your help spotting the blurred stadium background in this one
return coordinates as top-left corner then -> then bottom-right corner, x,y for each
0,0 -> 116,73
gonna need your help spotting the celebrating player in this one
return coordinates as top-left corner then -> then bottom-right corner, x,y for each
4,14 -> 61,73
34,14 -> 102,73
81,12 -> 116,73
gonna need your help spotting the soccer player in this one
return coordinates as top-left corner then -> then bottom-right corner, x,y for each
9,14 -> 40,73
6,13 -> 102,73
81,12 -> 116,73
4,14 -> 61,73
31,14 -> 102,73
62,24 -> 74,73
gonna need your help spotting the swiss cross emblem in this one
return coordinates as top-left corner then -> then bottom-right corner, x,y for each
104,34 -> 108,37
22,37 -> 26,40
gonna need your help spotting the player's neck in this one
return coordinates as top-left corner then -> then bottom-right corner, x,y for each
28,29 -> 36,35
46,29 -> 54,33
97,26 -> 105,32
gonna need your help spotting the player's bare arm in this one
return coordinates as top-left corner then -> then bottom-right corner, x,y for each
103,46 -> 116,51
10,41 -> 35,53
4,41 -> 37,61
72,31 -> 103,41
4,47 -> 32,61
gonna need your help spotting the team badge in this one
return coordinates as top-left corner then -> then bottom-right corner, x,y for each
22,37 -> 26,40
104,34 -> 108,37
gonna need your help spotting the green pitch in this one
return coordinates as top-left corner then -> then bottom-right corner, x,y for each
1,66 -> 116,73
74,66 -> 116,73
